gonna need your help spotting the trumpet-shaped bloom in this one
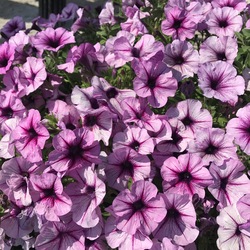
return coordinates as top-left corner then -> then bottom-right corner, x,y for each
31,27 -> 75,53
65,168 -> 106,228
12,109 -> 50,163
161,154 -> 212,198
208,159 -> 250,209
164,39 -> 199,81
132,57 -> 178,108
217,204 -> 250,250
153,193 -> 199,245
0,42 -> 15,74
112,180 -> 166,235
30,173 -> 72,221
226,103 -> 250,155
206,7 -> 243,37
197,61 -> 245,106
47,128 -> 100,174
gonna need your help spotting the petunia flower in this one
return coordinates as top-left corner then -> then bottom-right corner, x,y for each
132,56 -> 178,108
208,158 -> 250,209
164,39 -> 199,81
35,219 -> 86,250
199,35 -> 238,64
206,7 -> 243,37
161,154 -> 212,198
226,103 -> 250,155
11,109 -> 50,163
65,167 -> 106,228
188,127 -> 237,166
217,204 -> 250,250
30,173 -> 72,222
112,180 -> 166,235
0,42 -> 15,74
197,61 -> 245,106
99,1 -> 117,26
31,27 -> 75,53
211,0 -> 247,12
105,148 -> 151,191
0,16 -> 25,39
47,128 -> 100,174
153,193 -> 199,246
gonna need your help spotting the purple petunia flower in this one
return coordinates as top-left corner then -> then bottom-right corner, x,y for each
153,193 -> 199,245
164,39 -> 199,81
31,27 -> 75,53
161,154 -> 212,198
212,0 -> 247,12
1,16 -> 25,40
132,56 -> 178,108
99,1 -> 117,26
47,128 -> 100,174
105,148 -> 151,191
11,109 -> 50,163
199,35 -> 238,64
226,103 -> 250,155
188,127 -> 237,166
30,173 -> 72,222
217,204 -> 250,250
112,180 -> 166,235
206,7 -> 243,37
197,61 -> 245,106
208,158 -> 250,210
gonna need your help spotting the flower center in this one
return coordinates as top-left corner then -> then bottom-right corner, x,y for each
205,144 -> 218,155
148,77 -> 156,89
48,38 -> 60,48
132,47 -> 140,58
90,98 -> 99,109
220,177 -> 228,190
182,116 -> 193,126
217,52 -> 227,61
219,20 -> 228,28
168,208 -> 180,218
106,87 -> 118,99
0,57 -> 8,67
85,115 -> 97,127
1,107 -> 13,118
130,140 -> 140,151
179,171 -> 192,183
28,127 -> 38,138
175,56 -> 184,65
121,160 -> 134,175
68,144 -> 83,157
133,199 -> 144,212
173,19 -> 182,29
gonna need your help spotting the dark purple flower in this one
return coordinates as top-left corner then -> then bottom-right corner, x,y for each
1,16 -> 25,39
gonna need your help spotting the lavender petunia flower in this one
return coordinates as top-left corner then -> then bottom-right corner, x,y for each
188,128 -> 237,166
197,61 -> 245,106
99,1 -> 117,26
199,36 -> 238,64
166,99 -> 213,138
211,0 -> 247,12
209,158 -> 250,210
11,109 -> 50,163
35,220 -> 86,250
31,27 -> 75,53
132,57 -> 177,108
161,6 -> 197,41
206,7 -> 243,37
153,193 -> 199,245
112,180 -> 166,235
30,173 -> 72,222
47,128 -> 100,174
164,39 -> 199,81
161,154 -> 212,198
226,103 -> 250,155
105,148 -> 151,191
65,167 -> 106,228
217,204 -> 250,250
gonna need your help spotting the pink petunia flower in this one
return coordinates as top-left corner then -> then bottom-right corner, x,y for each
211,0 -> 247,12
11,109 -> 50,163
0,42 -> 15,74
99,1 -> 117,26
226,103 -> 250,155
161,154 -> 212,198
112,180 -> 166,235
30,173 -> 72,222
